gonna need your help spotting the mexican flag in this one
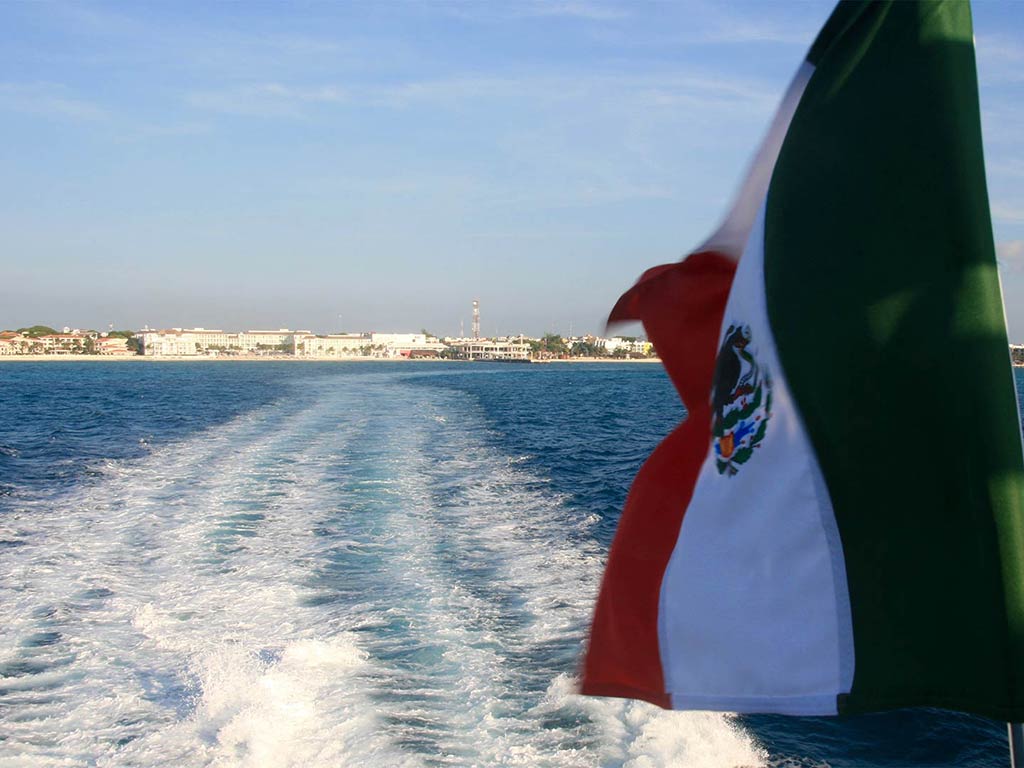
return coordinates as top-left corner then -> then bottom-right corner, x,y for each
582,0 -> 1024,720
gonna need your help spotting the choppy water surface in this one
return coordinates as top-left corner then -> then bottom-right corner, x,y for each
0,362 -> 1017,767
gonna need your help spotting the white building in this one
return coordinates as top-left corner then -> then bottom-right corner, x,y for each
186,328 -> 236,351
135,327 -> 450,358
137,328 -> 310,356
448,339 -> 530,361
292,333 -> 371,357
0,332 -> 27,355
597,336 -> 653,356
369,333 -> 447,357
137,329 -> 202,356
38,333 -> 91,354
237,329 -> 306,353
94,335 -> 133,356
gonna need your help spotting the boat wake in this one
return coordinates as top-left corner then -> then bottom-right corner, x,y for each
0,372 -> 765,767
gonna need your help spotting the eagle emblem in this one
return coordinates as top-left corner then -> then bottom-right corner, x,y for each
711,323 -> 772,476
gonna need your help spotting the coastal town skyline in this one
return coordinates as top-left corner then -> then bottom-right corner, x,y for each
0,299 -> 630,343
3,1 -> 1023,339
0,322 -> 655,360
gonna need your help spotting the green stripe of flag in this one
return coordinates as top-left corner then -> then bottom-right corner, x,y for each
765,0 -> 1024,719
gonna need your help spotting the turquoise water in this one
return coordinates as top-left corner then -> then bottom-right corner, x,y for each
0,361 -> 1017,766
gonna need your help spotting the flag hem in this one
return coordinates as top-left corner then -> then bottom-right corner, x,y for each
669,693 -> 840,716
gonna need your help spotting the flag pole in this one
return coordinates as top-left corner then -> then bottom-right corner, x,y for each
1009,723 -> 1024,767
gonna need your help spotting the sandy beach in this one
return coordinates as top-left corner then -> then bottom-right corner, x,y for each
0,354 -> 662,364
0,354 -> 443,363
532,357 -> 661,364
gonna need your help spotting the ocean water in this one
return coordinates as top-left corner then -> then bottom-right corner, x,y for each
0,361 -> 1017,767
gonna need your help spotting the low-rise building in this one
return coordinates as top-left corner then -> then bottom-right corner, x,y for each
597,336 -> 653,356
292,333 -> 371,357
38,333 -> 91,354
94,336 -> 133,356
237,329 -> 304,353
448,339 -> 530,361
137,329 -> 200,356
369,332 -> 447,358
0,332 -> 27,355
186,328 -> 236,352
136,328 -> 312,356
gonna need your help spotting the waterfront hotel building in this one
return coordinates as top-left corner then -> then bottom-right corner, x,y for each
136,328 -> 446,358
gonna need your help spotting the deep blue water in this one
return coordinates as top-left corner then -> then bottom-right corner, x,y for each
0,361 -> 1019,767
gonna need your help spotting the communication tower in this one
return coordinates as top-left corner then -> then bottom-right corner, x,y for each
472,300 -> 480,340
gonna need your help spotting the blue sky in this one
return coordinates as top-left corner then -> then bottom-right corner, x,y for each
1,0 -> 1022,338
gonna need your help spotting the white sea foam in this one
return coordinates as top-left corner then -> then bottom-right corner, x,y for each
0,373 -> 767,767
539,675 -> 766,768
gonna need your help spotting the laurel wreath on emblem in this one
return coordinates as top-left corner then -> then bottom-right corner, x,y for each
711,324 -> 772,476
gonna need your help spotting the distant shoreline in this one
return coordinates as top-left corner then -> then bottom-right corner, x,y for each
0,354 -> 662,364
533,357 -> 662,364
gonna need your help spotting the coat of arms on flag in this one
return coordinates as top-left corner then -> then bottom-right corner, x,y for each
712,323 -> 771,476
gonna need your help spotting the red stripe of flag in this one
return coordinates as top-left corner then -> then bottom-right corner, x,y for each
581,251 -> 736,706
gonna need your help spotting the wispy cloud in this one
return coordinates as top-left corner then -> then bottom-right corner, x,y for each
127,121 -> 213,139
696,15 -> 815,46
522,179 -> 674,206
46,1 -> 143,37
997,240 -> 1024,271
519,1 -> 629,21
585,2 -> 818,50
993,202 -> 1024,223
976,35 -> 1024,84
440,0 -> 628,23
630,73 -> 776,112
184,70 -> 775,121
991,158 -> 1024,180
186,83 -> 348,117
0,82 -> 107,121
40,1 -> 399,82
695,1 -> 820,46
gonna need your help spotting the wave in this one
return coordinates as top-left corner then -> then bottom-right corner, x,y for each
0,372 -> 765,766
